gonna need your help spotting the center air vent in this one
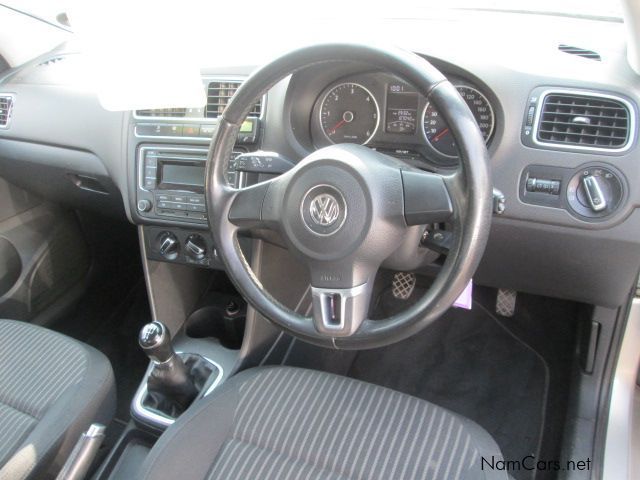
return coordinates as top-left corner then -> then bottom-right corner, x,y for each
0,95 -> 14,128
536,92 -> 632,150
206,81 -> 262,119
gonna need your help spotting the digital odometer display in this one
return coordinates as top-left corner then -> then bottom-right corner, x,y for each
386,83 -> 418,134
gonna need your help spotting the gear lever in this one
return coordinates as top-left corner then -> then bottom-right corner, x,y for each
138,321 -> 197,412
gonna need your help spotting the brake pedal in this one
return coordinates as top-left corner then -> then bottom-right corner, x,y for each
495,289 -> 517,317
392,272 -> 416,300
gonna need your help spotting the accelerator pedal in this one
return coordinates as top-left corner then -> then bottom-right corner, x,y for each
495,288 -> 517,317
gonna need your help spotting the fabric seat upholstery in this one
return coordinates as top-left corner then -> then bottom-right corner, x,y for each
140,366 -> 507,480
0,320 -> 115,480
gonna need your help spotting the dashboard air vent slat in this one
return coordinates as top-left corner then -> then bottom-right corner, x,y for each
536,93 -> 630,149
206,81 -> 261,118
0,95 -> 13,127
136,107 -> 187,118
37,56 -> 67,67
558,44 -> 601,61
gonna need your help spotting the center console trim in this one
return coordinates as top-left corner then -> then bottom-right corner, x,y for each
132,352 -> 224,429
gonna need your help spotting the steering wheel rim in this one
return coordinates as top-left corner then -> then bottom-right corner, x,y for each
206,43 -> 492,350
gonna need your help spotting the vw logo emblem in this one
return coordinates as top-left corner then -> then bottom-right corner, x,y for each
309,193 -> 340,226
301,185 -> 347,236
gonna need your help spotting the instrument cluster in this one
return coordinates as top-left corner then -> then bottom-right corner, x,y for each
309,72 -> 496,167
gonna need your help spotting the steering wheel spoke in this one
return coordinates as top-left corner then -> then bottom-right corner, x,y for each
401,169 -> 454,226
311,282 -> 373,337
227,179 -> 278,230
308,260 -> 377,337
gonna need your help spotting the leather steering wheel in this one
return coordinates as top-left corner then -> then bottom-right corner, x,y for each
206,43 -> 492,350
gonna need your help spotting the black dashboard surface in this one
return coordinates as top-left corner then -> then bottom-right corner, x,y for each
0,11 -> 639,308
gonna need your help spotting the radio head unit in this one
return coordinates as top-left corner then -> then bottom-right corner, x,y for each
136,146 -> 237,225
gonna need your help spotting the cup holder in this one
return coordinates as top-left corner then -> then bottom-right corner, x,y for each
185,293 -> 246,350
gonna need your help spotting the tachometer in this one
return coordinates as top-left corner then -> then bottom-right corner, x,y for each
422,85 -> 495,158
320,83 -> 379,145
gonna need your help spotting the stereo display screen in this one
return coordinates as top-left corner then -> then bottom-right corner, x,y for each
161,163 -> 205,187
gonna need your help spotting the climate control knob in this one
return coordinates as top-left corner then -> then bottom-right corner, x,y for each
157,232 -> 179,260
185,234 -> 207,260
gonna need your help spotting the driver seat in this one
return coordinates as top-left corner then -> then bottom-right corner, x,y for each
140,366 -> 507,480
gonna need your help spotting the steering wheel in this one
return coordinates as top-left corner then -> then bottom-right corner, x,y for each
205,43 -> 492,350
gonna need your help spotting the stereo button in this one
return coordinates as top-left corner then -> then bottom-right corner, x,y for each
183,125 -> 200,137
137,199 -> 152,212
200,125 -> 216,137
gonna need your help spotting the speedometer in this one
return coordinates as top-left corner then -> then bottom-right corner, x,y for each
320,83 -> 379,145
422,85 -> 495,158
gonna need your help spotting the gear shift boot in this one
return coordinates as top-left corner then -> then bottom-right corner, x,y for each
135,321 -> 220,425
142,353 -> 215,419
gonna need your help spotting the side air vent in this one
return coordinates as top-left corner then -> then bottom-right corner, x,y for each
536,92 -> 631,150
0,95 -> 14,128
37,56 -> 66,67
206,81 -> 262,119
558,44 -> 601,61
136,107 -> 187,118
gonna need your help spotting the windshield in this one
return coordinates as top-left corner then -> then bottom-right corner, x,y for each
0,0 -> 625,30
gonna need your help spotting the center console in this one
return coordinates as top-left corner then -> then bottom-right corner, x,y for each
94,77 -> 295,480
128,94 -> 261,269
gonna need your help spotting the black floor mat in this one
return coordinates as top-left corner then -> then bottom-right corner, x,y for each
281,281 -> 579,480
349,293 -> 548,480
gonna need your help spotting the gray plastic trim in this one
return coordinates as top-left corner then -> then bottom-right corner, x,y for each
603,297 -> 640,480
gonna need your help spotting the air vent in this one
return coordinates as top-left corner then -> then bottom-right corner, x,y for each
136,107 -> 187,118
536,93 -> 631,150
37,56 -> 67,67
0,95 -> 14,128
206,81 -> 262,119
558,44 -> 601,61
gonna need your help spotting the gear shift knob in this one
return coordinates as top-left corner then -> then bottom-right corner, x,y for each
138,321 -> 198,413
139,321 -> 175,363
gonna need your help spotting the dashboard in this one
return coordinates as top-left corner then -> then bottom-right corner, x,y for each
1,11 -> 640,310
